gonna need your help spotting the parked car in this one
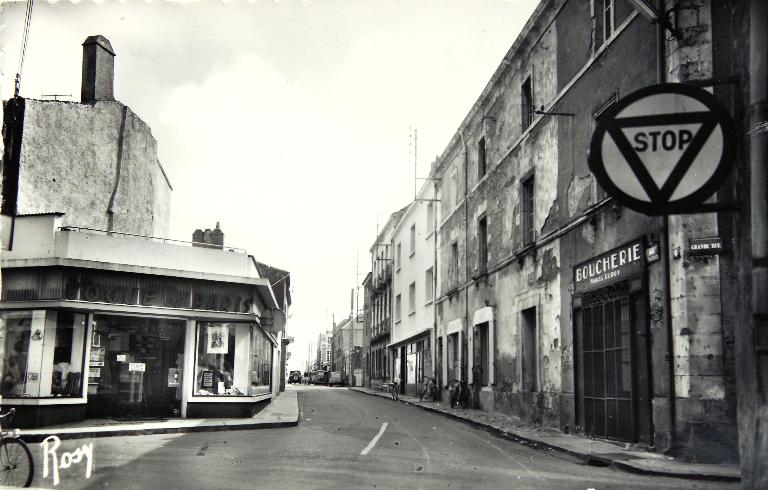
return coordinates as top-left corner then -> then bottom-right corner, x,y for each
311,371 -> 329,385
327,371 -> 343,386
288,370 -> 302,384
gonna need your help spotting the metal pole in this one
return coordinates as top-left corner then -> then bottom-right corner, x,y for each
657,0 -> 676,454
749,0 -> 768,482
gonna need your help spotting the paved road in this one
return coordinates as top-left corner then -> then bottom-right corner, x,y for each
21,386 -> 734,489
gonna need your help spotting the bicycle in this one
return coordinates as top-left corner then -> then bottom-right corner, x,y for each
450,378 -> 470,409
419,376 -> 440,402
390,379 -> 400,401
0,409 -> 34,487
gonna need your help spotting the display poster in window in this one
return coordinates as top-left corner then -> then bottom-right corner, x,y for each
202,370 -> 213,387
206,324 -> 229,354
128,363 -> 146,373
406,353 -> 416,384
168,368 -> 180,387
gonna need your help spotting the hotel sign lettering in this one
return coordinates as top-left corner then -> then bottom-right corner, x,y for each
573,241 -> 644,294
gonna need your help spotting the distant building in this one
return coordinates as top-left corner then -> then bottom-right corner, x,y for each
389,181 -> 439,397
365,206 -> 408,390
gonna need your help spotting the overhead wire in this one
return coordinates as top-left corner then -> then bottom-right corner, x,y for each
15,0 -> 35,96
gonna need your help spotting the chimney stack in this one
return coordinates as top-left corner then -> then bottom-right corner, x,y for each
81,35 -> 116,104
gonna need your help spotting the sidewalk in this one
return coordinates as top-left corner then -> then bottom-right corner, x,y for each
350,386 -> 740,483
17,388 -> 299,443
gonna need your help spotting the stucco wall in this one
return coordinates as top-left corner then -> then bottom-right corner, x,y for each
16,99 -> 171,237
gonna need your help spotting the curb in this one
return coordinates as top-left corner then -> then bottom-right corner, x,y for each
349,388 -> 740,483
20,419 -> 298,443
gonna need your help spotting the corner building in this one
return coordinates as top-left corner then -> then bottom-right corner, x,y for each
431,0 -> 744,464
0,36 -> 286,428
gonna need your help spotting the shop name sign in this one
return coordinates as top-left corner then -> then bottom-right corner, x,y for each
588,83 -> 735,215
0,268 -> 257,314
574,241 -> 644,294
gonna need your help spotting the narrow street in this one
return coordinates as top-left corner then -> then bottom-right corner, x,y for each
24,386 -> 734,489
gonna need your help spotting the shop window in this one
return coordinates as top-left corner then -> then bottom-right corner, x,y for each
50,311 -> 87,397
250,326 -> 272,395
1,310 -> 86,399
1,311 -> 34,397
194,322 -> 269,397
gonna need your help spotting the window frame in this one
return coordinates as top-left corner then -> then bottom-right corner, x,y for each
477,137 -> 487,180
521,76 -> 534,132
521,173 -> 535,246
478,215 -> 488,274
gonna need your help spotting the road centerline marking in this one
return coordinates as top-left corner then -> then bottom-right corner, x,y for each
360,422 -> 388,456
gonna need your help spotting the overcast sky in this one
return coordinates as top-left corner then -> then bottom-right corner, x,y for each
0,0 -> 538,371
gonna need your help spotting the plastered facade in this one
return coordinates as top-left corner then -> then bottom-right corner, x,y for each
9,99 -> 171,237
424,0 -> 738,463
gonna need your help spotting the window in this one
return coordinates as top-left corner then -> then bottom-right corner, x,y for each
522,173 -> 535,245
426,202 -> 434,234
194,322 -> 271,396
478,137 -> 487,179
425,267 -> 434,302
396,242 -> 402,270
451,169 -> 459,206
603,0 -> 614,41
478,216 -> 488,273
395,294 -> 402,323
473,322 -> 489,386
408,282 -> 416,314
451,241 -> 459,284
521,307 -> 538,392
521,76 -> 533,131
0,310 -> 87,399
409,224 -> 416,257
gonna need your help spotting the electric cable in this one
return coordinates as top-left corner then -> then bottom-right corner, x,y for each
15,0 -> 35,96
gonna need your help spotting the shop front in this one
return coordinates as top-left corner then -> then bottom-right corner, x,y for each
389,329 -> 431,397
572,240 -> 652,444
0,262 -> 279,428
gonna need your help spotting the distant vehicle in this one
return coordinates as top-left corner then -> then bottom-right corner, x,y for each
311,371 -> 329,385
288,370 -> 302,384
327,371 -> 343,386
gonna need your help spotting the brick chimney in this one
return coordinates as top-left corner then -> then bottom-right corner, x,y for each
81,35 -> 116,103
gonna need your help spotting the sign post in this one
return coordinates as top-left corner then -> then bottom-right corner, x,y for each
589,83 -> 735,215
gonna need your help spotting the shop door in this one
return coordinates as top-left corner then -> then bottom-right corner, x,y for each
581,291 -> 634,441
88,316 -> 185,418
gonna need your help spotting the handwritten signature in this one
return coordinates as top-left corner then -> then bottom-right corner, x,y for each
41,435 -> 93,486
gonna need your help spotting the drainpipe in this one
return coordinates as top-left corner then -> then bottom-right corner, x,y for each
459,131 -> 470,393
657,1 -> 676,454
433,170 -> 439,388
749,0 -> 768,481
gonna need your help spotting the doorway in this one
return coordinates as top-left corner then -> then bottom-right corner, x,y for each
87,315 -> 185,419
578,285 -> 634,441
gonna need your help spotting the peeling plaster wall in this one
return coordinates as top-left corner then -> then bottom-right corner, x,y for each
434,5 -> 562,427
15,99 -> 171,237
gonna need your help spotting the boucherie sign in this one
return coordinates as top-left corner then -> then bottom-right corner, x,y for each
574,241 -> 644,294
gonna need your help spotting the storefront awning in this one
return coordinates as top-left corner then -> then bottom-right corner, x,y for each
387,327 -> 432,349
